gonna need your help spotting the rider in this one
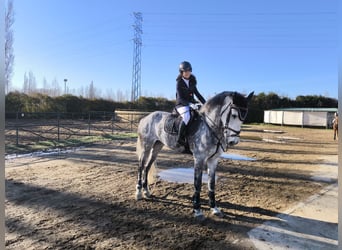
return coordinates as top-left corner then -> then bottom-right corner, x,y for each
175,61 -> 206,145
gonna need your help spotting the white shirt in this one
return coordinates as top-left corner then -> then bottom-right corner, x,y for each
182,77 -> 189,88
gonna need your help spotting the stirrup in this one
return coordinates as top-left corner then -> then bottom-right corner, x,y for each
176,139 -> 186,146
179,144 -> 192,155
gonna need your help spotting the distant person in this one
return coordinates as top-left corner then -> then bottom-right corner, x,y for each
333,112 -> 338,140
175,61 -> 206,145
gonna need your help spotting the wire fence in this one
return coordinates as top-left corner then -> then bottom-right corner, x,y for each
5,111 -> 150,147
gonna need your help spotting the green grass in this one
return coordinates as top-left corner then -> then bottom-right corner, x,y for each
6,132 -> 138,155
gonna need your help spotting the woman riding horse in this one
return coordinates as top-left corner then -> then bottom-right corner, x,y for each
175,61 -> 206,146
136,90 -> 254,220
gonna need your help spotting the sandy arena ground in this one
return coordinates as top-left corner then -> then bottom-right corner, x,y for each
5,124 -> 338,249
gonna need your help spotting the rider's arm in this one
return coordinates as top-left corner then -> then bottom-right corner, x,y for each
193,87 -> 206,104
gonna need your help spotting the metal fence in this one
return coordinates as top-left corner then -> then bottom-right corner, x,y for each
5,111 -> 150,147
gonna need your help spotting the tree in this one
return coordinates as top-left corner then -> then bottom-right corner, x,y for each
5,0 -> 15,94
51,77 -> 61,96
5,91 -> 26,112
88,81 -> 95,99
21,71 -> 37,94
22,71 -> 37,94
42,77 -> 50,95
22,72 -> 29,94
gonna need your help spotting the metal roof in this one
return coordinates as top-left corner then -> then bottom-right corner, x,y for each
268,108 -> 338,112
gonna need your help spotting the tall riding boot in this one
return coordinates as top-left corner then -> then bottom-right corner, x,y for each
177,121 -> 187,146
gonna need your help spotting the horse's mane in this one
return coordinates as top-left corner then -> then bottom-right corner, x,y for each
201,91 -> 248,114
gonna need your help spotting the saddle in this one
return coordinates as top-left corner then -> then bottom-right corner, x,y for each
164,111 -> 182,135
164,108 -> 202,136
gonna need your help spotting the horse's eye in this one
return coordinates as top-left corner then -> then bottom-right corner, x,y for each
232,114 -> 238,119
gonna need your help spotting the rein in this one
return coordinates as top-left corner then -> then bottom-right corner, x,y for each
202,103 -> 230,156
202,114 -> 225,158
202,103 -> 246,158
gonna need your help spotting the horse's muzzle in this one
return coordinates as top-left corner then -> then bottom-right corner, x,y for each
227,136 -> 240,147
229,140 -> 239,146
224,126 -> 241,147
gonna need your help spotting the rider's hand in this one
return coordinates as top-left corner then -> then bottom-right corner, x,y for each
190,103 -> 201,110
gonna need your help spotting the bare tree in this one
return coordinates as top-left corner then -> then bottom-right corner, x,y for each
22,72 -> 28,94
114,89 -> 128,102
28,71 -> 36,93
77,86 -> 85,97
5,0 -> 15,94
51,77 -> 61,96
104,89 -> 114,101
41,77 -> 51,95
88,81 -> 96,99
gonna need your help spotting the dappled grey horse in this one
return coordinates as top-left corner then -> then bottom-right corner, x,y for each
136,91 -> 254,219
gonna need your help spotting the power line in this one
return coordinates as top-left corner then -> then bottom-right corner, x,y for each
141,10 -> 336,50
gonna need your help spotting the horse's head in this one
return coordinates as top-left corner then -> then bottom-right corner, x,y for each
223,91 -> 253,146
221,92 -> 254,147
200,91 -> 254,147
201,91 -> 254,149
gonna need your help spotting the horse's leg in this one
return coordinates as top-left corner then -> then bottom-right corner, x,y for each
207,157 -> 223,217
141,141 -> 163,198
193,158 -> 205,219
136,144 -> 151,200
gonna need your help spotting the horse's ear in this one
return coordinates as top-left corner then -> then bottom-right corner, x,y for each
246,91 -> 254,102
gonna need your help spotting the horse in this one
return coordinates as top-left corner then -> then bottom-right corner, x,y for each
135,91 -> 254,220
333,114 -> 338,140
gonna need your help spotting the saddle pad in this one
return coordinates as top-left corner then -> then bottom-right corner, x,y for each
164,114 -> 182,135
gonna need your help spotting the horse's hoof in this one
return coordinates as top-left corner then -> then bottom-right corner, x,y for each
211,207 -> 224,218
143,189 -> 151,198
135,191 -> 142,201
193,209 -> 205,221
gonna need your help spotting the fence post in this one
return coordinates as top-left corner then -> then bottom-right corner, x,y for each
131,113 -> 133,131
15,112 -> 19,146
57,113 -> 60,142
88,112 -> 91,135
111,113 -> 114,134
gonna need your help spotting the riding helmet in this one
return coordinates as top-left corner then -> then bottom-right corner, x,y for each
179,61 -> 192,72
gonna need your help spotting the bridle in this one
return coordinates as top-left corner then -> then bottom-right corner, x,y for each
203,102 -> 248,156
222,104 -> 248,139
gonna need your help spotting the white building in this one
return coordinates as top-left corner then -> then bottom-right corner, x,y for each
264,108 -> 338,128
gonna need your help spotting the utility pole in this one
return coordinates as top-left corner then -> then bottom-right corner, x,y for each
131,12 -> 143,102
64,79 -> 68,94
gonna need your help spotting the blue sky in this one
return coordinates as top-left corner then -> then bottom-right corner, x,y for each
11,0 -> 338,100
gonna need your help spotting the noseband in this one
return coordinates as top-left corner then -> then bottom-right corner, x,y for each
222,105 -> 248,139
205,103 -> 248,156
